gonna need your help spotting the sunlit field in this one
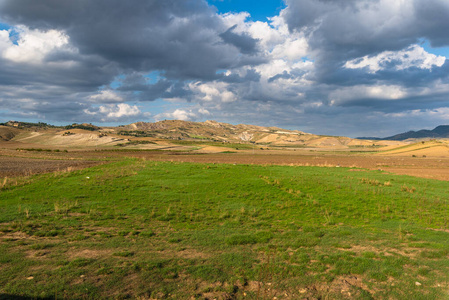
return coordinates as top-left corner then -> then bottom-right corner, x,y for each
1,158 -> 449,299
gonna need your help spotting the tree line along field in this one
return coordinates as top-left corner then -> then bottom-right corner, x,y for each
1,157 -> 449,299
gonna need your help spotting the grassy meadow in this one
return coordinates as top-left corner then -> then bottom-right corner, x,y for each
1,158 -> 449,299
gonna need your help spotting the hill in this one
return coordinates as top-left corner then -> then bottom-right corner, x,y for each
367,125 -> 449,141
115,120 -> 392,148
117,120 -> 311,144
0,119 -> 401,150
0,126 -> 19,141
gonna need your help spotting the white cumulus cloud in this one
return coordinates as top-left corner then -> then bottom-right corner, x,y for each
345,45 -> 446,73
89,90 -> 124,103
99,103 -> 140,118
329,85 -> 407,105
1,26 -> 69,63
189,81 -> 237,103
155,109 -> 197,121
84,103 -> 147,122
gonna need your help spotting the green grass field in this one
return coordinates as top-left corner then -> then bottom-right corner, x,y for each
1,159 -> 449,299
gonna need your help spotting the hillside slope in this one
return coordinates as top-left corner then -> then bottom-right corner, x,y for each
384,125 -> 449,141
116,120 -> 389,148
0,120 -> 403,150
0,126 -> 19,141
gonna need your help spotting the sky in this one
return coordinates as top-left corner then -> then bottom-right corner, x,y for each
0,1 -> 449,137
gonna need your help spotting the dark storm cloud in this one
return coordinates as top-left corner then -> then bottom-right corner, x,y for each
0,56 -> 117,91
268,71 -> 293,83
0,48 -> 119,119
0,0 -> 261,80
0,93 -> 89,123
284,0 -> 449,58
220,69 -> 261,83
0,0 -> 266,125
311,60 -> 449,88
113,73 -> 193,102
282,0 -> 449,85
219,25 -> 259,55
374,61 -> 449,87
334,94 -> 447,114
117,73 -> 172,97
414,1 -> 449,47
0,0 -> 448,137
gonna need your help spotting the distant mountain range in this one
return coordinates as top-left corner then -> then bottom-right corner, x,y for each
358,125 -> 449,141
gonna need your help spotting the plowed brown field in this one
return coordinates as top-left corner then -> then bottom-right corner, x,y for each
1,147 -> 448,181
0,155 -> 101,177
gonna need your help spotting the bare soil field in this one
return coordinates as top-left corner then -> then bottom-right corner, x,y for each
0,156 -> 101,177
1,146 -> 448,180
124,150 -> 449,181
0,146 -> 104,177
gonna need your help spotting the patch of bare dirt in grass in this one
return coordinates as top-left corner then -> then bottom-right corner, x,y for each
339,244 -> 421,259
28,264 -> 53,275
244,280 -> 281,299
26,249 -> 51,259
113,273 -> 142,297
71,273 -> 90,286
384,248 -> 420,258
1,231 -> 32,241
433,278 -> 449,290
188,280 -> 248,300
342,244 -> 378,252
427,228 -> 449,233
329,275 -> 375,297
68,212 -> 88,217
201,283 -> 236,300
293,276 -> 376,299
85,272 -> 144,300
175,248 -> 211,260
67,248 -> 114,259
239,280 -> 347,299
86,226 -> 118,234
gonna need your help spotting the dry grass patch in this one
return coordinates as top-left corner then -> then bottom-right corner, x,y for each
68,248 -> 114,260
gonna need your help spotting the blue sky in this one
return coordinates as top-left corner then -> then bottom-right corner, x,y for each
209,0 -> 285,21
421,39 -> 449,58
0,0 -> 449,137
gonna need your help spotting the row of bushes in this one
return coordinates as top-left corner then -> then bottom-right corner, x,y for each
16,148 -> 68,153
